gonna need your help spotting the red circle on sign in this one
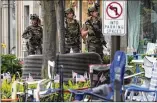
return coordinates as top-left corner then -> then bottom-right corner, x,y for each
106,2 -> 123,19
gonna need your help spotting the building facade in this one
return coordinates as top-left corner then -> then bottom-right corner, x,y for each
65,0 -> 127,53
1,0 -> 15,54
15,1 -> 41,58
1,0 -> 156,58
65,0 -> 157,54
127,0 -> 157,54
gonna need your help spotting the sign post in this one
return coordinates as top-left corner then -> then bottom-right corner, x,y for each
102,0 -> 127,61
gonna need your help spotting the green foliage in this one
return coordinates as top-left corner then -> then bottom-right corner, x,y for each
1,54 -> 22,76
139,40 -> 145,45
103,55 -> 110,64
1,75 -> 19,99
82,48 -> 88,53
1,77 -> 89,102
1,78 -> 14,99
127,55 -> 134,65
141,53 -> 149,59
63,80 -> 90,102
40,80 -> 90,102
1,75 -> 37,99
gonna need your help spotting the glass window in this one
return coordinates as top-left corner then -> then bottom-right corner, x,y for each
128,0 -> 157,54
138,0 -> 157,53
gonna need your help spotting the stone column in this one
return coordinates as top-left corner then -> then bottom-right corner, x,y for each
15,1 -> 23,58
0,2 -> 1,98
1,0 -> 14,54
0,0 -> 2,55
2,1 -> 9,54
9,0 -> 15,54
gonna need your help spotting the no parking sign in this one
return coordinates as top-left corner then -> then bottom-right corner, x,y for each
103,1 -> 127,36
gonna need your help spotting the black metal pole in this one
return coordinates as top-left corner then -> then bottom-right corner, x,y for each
23,82 -> 28,102
8,0 -> 10,54
79,0 -> 82,27
89,67 -> 93,102
126,0 -> 128,49
114,79 -> 122,102
63,0 -> 65,9
79,0 -> 82,52
111,36 -> 120,61
111,36 -> 121,101
59,65 -> 64,102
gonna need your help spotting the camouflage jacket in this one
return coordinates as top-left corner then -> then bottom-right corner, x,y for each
65,19 -> 81,45
83,17 -> 106,45
22,25 -> 43,45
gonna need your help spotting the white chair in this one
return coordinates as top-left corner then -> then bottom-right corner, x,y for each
146,43 -> 156,55
125,60 -> 157,101
14,60 -> 59,102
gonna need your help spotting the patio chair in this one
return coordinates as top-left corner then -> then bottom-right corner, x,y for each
123,56 -> 156,99
89,64 -> 110,87
15,60 -> 60,102
141,56 -> 156,87
146,43 -> 156,55
124,60 -> 157,101
68,50 -> 126,102
31,60 -> 60,102
124,56 -> 156,88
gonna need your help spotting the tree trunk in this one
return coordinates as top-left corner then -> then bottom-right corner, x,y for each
56,0 -> 65,54
41,0 -> 57,78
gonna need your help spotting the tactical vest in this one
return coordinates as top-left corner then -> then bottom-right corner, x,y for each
28,26 -> 43,45
85,18 -> 102,44
65,19 -> 80,45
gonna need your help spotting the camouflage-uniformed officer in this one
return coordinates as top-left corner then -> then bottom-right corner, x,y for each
65,8 -> 81,53
81,5 -> 107,61
22,14 -> 43,55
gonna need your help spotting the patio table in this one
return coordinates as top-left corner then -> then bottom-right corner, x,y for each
131,60 -> 144,65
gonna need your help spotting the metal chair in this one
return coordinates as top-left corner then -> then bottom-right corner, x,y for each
68,51 -> 126,102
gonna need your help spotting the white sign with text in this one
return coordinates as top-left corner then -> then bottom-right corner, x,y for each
103,1 -> 127,36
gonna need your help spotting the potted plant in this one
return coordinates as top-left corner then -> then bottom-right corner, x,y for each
1,54 -> 23,76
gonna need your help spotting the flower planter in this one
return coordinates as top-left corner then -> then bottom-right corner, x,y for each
1,98 -> 19,102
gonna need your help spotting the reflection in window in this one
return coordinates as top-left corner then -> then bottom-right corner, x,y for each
139,0 -> 157,53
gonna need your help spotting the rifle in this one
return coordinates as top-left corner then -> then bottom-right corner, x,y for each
22,27 -> 33,39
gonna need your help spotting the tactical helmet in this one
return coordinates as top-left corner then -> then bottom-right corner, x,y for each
88,3 -> 100,16
65,8 -> 75,16
88,6 -> 97,16
88,6 -> 97,12
30,14 -> 39,20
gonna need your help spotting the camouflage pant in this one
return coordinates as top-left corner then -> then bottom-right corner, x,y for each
27,42 -> 42,55
65,43 -> 80,53
87,43 -> 104,61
